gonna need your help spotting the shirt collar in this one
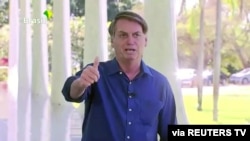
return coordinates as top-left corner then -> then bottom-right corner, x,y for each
107,58 -> 152,76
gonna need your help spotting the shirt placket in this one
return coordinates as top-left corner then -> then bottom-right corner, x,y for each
125,80 -> 136,140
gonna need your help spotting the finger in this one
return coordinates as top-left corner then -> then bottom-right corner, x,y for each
86,68 -> 99,82
82,80 -> 91,88
79,76 -> 91,87
89,67 -> 100,80
93,56 -> 99,69
81,69 -> 93,84
83,74 -> 95,84
86,72 -> 98,82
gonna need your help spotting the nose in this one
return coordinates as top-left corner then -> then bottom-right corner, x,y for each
127,35 -> 134,45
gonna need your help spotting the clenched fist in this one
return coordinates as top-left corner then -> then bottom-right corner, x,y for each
79,57 -> 100,88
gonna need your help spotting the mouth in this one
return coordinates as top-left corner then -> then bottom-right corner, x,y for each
125,49 -> 136,52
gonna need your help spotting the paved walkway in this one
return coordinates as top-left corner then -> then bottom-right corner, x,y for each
0,82 -> 9,141
0,119 -> 7,141
70,109 -> 83,141
0,113 -> 82,141
0,82 -> 83,141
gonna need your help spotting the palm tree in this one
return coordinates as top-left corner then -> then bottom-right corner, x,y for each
213,0 -> 222,121
197,0 -> 205,111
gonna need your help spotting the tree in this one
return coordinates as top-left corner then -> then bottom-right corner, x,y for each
213,0 -> 222,121
197,0 -> 205,111
178,0 -> 186,16
0,0 -> 8,27
70,0 -> 85,17
70,16 -> 85,70
0,25 -> 9,58
47,16 -> 85,72
108,0 -> 139,20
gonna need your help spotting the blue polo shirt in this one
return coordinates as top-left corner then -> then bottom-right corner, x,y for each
62,58 -> 177,141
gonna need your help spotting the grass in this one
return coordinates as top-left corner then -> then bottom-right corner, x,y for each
10,82 -> 249,125
68,85 -> 250,124
182,85 -> 250,124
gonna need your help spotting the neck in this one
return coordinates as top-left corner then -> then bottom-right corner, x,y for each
117,58 -> 141,79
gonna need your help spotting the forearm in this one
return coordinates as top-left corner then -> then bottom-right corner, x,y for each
70,78 -> 86,99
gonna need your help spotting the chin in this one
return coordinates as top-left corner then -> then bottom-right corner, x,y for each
125,57 -> 139,61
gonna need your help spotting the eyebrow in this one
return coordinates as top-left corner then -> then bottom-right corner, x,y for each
117,31 -> 143,34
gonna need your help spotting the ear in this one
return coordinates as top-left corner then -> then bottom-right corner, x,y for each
145,36 -> 148,47
111,36 -> 113,43
110,36 -> 114,48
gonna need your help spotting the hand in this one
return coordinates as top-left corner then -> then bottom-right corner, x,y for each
79,57 -> 100,88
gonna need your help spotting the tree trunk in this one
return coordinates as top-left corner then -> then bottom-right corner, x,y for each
197,0 -> 205,111
233,45 -> 249,68
178,0 -> 186,16
213,0 -> 222,121
240,0 -> 244,18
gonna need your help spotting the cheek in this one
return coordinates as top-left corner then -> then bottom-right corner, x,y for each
112,42 -> 121,52
113,40 -> 125,49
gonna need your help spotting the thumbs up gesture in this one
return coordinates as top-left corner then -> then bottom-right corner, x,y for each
80,57 -> 100,88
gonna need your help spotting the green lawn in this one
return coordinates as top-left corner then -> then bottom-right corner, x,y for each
51,84 -> 250,124
182,85 -> 250,124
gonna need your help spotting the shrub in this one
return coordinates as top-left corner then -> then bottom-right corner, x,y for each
0,67 -> 8,81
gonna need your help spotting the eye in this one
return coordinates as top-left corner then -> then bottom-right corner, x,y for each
119,33 -> 127,38
133,33 -> 141,38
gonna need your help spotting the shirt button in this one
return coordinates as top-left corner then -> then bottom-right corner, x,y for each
129,81 -> 132,84
128,121 -> 132,125
128,108 -> 132,112
119,72 -> 122,74
127,136 -> 130,139
129,95 -> 132,98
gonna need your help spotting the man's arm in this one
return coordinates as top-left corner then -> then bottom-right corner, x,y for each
61,71 -> 89,103
158,80 -> 177,141
70,77 -> 88,99
61,57 -> 100,103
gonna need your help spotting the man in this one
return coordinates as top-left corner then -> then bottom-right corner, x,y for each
62,11 -> 177,141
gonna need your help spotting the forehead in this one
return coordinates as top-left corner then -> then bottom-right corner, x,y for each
115,19 -> 144,33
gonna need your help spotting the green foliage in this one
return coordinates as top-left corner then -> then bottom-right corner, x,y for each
0,24 -> 9,58
47,16 -> 85,71
46,0 -> 53,5
107,21 -> 116,59
222,0 -> 239,13
1,1 -> 249,75
0,0 -> 8,27
108,37 -> 115,59
186,7 -> 200,39
176,0 -> 250,72
0,1 -> 140,73
70,16 -> 85,69
108,0 -> 139,21
0,67 -> 7,81
47,0 -> 140,21
70,0 -> 85,17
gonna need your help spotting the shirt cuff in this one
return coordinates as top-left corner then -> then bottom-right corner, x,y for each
61,76 -> 85,103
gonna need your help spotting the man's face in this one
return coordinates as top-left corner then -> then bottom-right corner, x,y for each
111,19 -> 147,62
